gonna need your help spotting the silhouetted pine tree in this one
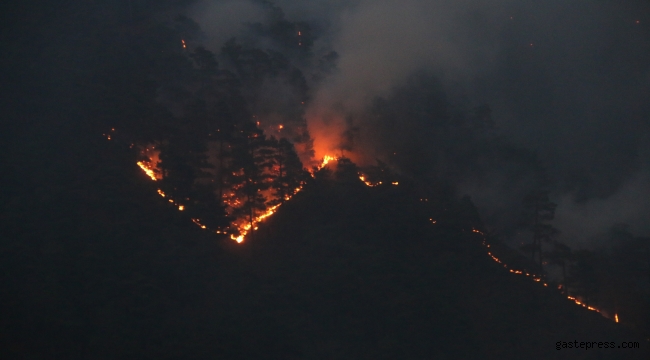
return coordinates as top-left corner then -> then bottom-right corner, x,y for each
228,123 -> 273,232
521,189 -> 559,272
269,137 -> 308,204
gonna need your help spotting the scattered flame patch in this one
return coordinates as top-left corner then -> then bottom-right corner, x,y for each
358,174 -> 380,187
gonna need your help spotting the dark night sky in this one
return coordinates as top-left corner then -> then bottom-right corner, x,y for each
189,0 -> 650,247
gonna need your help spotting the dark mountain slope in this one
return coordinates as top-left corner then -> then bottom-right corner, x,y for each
221,172 -> 648,359
1,139 -> 647,359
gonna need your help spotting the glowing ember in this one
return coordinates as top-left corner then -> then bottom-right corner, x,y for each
358,173 -> 381,187
181,39 -> 186,48
137,161 -> 157,181
615,314 -> 619,323
192,218 -> 208,229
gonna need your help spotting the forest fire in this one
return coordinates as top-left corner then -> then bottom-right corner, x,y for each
478,235 -> 609,316
224,153 -> 398,242
128,137 -> 617,320
132,140 -> 313,243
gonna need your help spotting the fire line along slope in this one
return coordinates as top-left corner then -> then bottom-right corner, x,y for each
221,159 -> 649,359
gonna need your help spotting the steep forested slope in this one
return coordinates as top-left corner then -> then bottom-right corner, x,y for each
2,143 -> 646,359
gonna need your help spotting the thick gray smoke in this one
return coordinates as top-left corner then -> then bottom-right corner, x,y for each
188,0 -> 650,246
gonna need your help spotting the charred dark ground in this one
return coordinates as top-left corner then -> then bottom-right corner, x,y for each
2,1 -> 650,359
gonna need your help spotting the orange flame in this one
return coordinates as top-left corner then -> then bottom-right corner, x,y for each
137,161 -> 157,181
476,231 -> 604,315
229,184 -> 305,243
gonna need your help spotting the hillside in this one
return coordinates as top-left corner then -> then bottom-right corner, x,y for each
222,170 -> 648,359
1,140 -> 647,359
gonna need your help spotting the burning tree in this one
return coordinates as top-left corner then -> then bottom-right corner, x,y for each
225,123 -> 271,235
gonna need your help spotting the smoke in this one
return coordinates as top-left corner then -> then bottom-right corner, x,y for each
187,0 -> 268,51
188,0 -> 650,244
303,0 -> 506,106
554,168 -> 650,248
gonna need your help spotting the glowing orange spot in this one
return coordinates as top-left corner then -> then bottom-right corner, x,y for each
137,161 -> 157,181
